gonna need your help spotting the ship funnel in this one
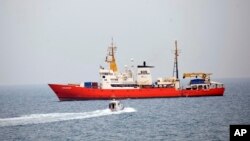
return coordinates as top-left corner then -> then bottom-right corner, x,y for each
137,61 -> 154,86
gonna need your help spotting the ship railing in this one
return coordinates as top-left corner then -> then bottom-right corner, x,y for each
210,81 -> 224,88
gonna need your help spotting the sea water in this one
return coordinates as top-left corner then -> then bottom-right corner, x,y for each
0,78 -> 249,141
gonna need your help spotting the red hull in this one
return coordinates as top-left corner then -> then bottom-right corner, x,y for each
182,88 -> 225,97
48,84 -> 225,101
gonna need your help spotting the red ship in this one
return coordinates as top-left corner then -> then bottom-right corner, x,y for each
49,40 -> 225,101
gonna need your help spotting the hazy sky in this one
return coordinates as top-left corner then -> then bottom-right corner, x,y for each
0,0 -> 250,85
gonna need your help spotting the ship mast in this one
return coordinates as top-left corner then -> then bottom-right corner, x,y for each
173,40 -> 180,80
105,38 -> 118,72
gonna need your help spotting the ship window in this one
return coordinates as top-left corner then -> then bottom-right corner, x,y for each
192,85 -> 197,90
101,73 -> 111,75
198,85 -> 203,90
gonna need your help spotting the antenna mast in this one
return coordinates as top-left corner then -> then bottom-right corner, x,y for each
105,38 -> 118,72
173,40 -> 180,80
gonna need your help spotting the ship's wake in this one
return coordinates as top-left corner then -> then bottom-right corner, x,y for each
0,107 -> 136,127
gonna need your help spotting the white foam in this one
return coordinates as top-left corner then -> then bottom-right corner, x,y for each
0,107 -> 136,127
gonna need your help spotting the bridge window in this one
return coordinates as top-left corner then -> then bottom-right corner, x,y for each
198,85 -> 203,90
192,85 -> 197,90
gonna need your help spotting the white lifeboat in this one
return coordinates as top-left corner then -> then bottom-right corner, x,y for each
108,99 -> 124,112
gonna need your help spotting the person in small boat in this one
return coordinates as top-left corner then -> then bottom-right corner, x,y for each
109,103 -> 115,110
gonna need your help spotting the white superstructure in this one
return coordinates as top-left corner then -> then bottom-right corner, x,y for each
98,39 -> 180,89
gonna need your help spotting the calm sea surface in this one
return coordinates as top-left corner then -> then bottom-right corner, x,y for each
0,78 -> 250,141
